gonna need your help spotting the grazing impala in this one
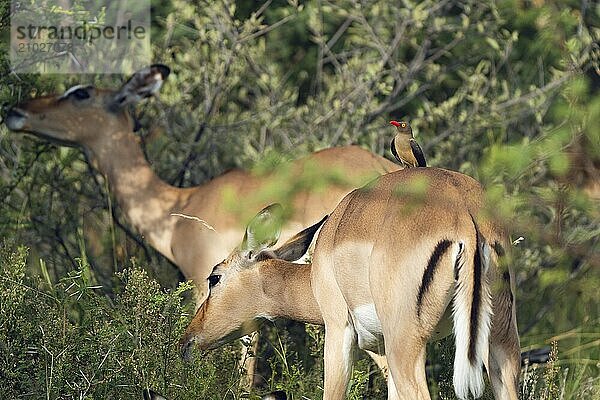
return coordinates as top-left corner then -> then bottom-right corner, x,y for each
181,168 -> 520,400
4,64 -> 399,299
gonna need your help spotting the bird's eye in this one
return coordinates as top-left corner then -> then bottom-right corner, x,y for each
208,274 -> 221,288
401,123 -> 406,128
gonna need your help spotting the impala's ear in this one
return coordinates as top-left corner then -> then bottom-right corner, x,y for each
241,204 -> 284,254
271,215 -> 328,262
112,64 -> 170,109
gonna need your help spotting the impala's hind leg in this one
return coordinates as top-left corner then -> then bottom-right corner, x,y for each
385,336 -> 430,400
374,276 -> 431,398
323,321 -> 356,400
488,273 -> 520,400
386,366 -> 401,400
371,235 -> 455,399
313,246 -> 357,400
487,241 -> 520,400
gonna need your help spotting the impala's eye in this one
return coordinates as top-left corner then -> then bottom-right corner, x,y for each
208,274 -> 221,288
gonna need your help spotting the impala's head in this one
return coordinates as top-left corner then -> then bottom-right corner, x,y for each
180,204 -> 327,359
4,64 -> 170,146
390,120 -> 412,136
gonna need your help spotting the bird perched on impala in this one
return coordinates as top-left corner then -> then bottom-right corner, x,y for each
389,120 -> 427,168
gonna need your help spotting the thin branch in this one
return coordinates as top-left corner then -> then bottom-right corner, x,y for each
495,72 -> 575,111
313,0 -> 324,94
170,213 -> 216,232
172,52 -> 235,186
326,16 -> 354,50
0,144 -> 48,203
238,12 -> 296,43
254,0 -> 273,19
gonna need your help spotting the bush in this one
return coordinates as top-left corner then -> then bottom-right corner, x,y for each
0,243 -> 243,400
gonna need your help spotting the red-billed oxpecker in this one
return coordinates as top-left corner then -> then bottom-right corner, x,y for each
390,120 -> 427,168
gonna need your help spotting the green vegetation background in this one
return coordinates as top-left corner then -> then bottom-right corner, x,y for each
0,0 -> 598,399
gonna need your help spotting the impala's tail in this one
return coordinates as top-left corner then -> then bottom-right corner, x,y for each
452,218 -> 493,399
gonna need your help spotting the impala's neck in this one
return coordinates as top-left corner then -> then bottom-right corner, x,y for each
259,261 -> 323,325
86,130 -> 188,262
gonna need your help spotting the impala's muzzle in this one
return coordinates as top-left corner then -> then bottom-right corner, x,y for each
179,330 -> 218,361
179,333 -> 196,362
5,107 -> 28,131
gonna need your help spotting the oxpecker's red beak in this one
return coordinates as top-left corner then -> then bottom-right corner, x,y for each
390,120 -> 401,127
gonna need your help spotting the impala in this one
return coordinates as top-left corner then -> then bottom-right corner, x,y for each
180,168 -> 520,400
4,64 -> 399,386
